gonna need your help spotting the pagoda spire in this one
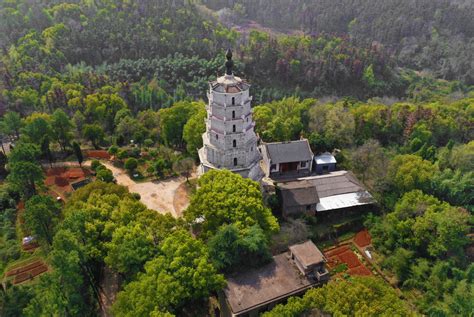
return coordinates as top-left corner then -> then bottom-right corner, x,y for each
225,49 -> 234,75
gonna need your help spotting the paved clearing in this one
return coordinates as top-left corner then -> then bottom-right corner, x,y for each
47,161 -> 190,218
99,161 -> 189,218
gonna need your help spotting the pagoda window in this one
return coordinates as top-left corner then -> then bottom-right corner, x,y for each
233,125 -> 236,132
233,140 -> 237,148
232,97 -> 235,105
232,110 -> 235,119
234,158 -> 238,166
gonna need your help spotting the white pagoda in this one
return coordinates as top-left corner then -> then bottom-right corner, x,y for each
198,49 -> 261,180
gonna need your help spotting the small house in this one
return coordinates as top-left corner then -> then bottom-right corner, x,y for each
277,181 -> 319,217
260,139 -> 314,179
289,240 -> 329,281
314,152 -> 336,174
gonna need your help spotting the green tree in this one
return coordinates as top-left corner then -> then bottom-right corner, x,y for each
172,157 -> 194,182
51,109 -> 74,152
253,97 -> 313,142
113,230 -> 225,316
23,195 -> 61,246
431,168 -> 473,210
185,170 -> 279,238
124,158 -> 138,174
108,145 -> 119,156
309,103 -> 355,148
84,93 -> 127,133
7,142 -> 44,197
83,123 -> 104,149
40,135 -> 54,168
96,168 -> 114,183
158,101 -> 201,147
183,105 -> 206,157
351,139 -> 387,185
264,276 -> 411,316
105,223 -> 155,276
72,141 -> 83,166
208,224 -> 271,272
22,113 -> 53,145
24,229 -> 93,316
370,190 -> 469,261
1,111 -> 22,139
387,154 -> 437,194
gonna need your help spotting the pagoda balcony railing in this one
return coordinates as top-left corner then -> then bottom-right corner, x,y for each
210,112 -> 251,122
207,96 -> 252,108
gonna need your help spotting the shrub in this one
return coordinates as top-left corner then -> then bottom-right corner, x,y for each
117,150 -> 128,160
96,169 -> 114,183
144,139 -> 154,147
124,158 -> 138,172
91,160 -> 102,171
108,145 -> 119,155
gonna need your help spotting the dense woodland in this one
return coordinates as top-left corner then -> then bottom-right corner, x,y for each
0,0 -> 473,316
204,0 -> 474,85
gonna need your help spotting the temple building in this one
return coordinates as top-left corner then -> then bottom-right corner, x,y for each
198,50 -> 262,180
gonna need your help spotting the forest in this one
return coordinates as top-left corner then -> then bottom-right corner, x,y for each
0,0 -> 473,316
203,0 -> 474,85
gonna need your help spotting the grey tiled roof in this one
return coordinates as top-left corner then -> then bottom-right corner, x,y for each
263,140 -> 313,164
307,171 -> 366,198
278,181 -> 319,208
289,240 -> 325,267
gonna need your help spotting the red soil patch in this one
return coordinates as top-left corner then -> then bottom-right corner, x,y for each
325,245 -> 372,277
354,229 -> 372,248
55,176 -> 69,187
65,168 -> 86,179
348,265 -> 372,276
324,245 -> 350,257
13,264 -> 48,284
5,260 -> 48,285
338,250 -> 361,268
46,167 -> 66,176
44,176 -> 56,186
17,201 -> 25,211
44,167 -> 92,198
6,260 -> 43,277
22,242 -> 39,252
85,150 -> 110,159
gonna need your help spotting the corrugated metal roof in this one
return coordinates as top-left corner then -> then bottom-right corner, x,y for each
316,191 -> 374,212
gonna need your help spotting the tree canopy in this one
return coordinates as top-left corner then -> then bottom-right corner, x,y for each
184,169 -> 279,238
264,276 -> 411,316
113,230 -> 225,316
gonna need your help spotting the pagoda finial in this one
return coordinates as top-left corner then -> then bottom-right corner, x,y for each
225,49 -> 234,75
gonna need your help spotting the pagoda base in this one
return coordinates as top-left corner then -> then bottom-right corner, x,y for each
198,158 -> 263,182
